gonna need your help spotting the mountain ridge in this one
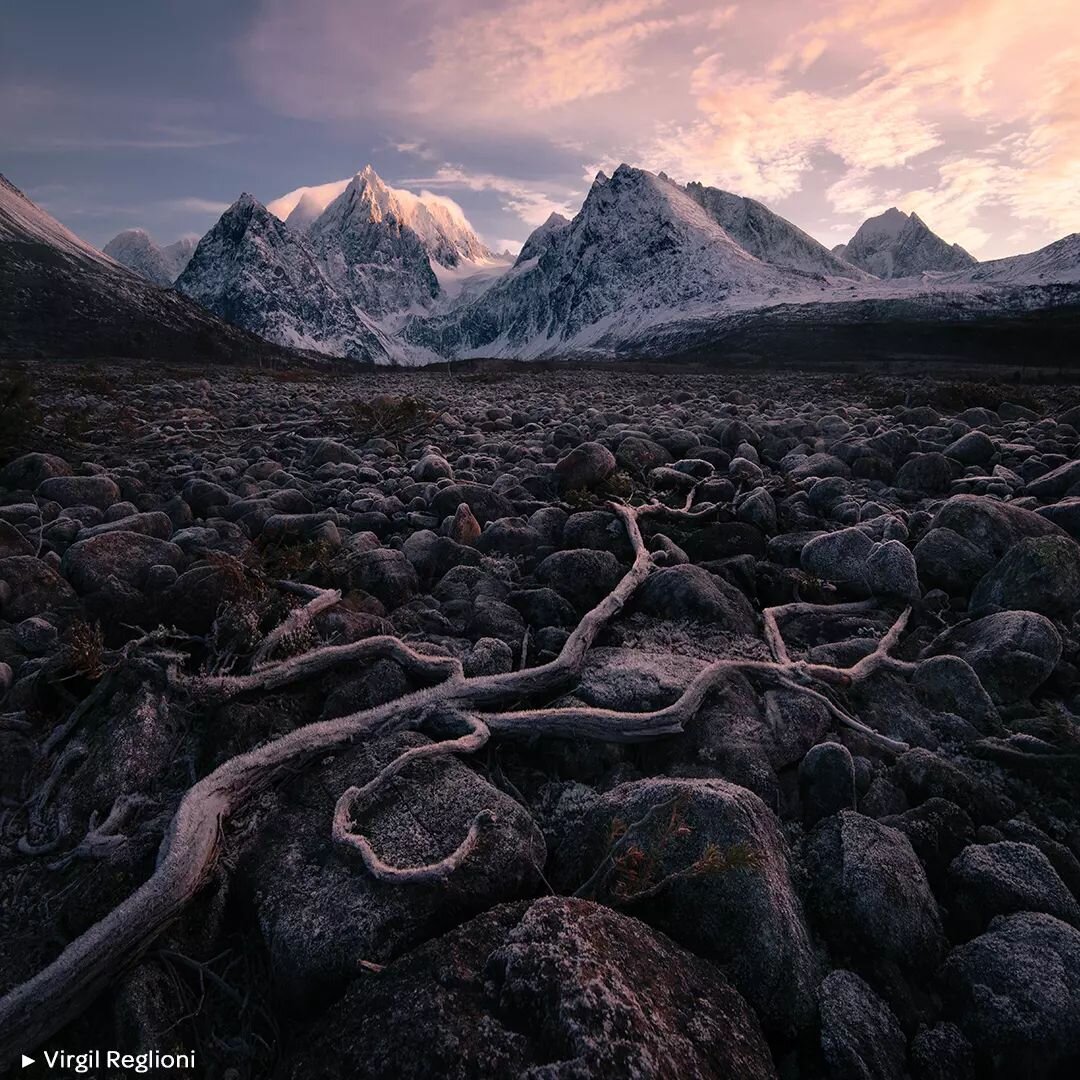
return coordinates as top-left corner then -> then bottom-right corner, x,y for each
0,174 -> 303,364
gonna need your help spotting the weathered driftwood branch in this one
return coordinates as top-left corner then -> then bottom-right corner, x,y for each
0,503 -> 654,1063
251,587 -> 342,668
175,636 -> 463,701
332,714 -> 493,884
0,497 -> 918,1065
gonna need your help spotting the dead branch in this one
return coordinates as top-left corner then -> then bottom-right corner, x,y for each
332,714 -> 492,882
0,497 -> 921,1065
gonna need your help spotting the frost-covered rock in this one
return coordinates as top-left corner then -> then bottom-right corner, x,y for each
286,898 -> 779,1080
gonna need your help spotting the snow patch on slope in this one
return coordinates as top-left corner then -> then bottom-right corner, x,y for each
1,174 -> 120,273
269,166 -> 492,267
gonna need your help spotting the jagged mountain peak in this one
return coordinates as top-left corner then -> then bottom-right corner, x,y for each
175,191 -> 396,362
230,192 -> 261,215
103,228 -> 174,286
407,163 -> 829,361
516,212 -> 571,264
270,167 -> 493,270
1,172 -> 299,362
842,207 -> 976,278
307,176 -> 440,318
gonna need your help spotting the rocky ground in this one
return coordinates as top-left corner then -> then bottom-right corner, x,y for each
2,362 -> 1080,1079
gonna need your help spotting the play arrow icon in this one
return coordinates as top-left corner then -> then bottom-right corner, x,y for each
21,1055 -> 35,1068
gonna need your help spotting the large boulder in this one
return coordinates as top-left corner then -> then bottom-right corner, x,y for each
807,811 -> 945,974
940,912 -> 1080,1077
60,531 -> 184,593
913,528 -> 995,594
0,451 -> 71,490
634,564 -> 757,633
970,535 -> 1080,617
574,647 -> 706,711
36,474 -> 121,510
554,441 -> 617,491
341,548 -> 419,609
0,555 -> 78,619
818,970 -> 907,1080
948,842 -> 1080,933
240,731 -> 546,1009
945,430 -> 995,465
799,742 -> 857,826
535,549 -> 623,609
895,452 -> 953,493
77,511 -> 174,542
922,611 -> 1061,704
1025,458 -> 1080,499
929,494 -> 1065,562
546,777 -> 819,1036
285,898 -> 778,1080
802,528 -> 918,599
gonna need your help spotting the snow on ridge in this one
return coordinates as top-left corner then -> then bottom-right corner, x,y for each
839,207 -> 977,278
268,166 -> 493,268
0,173 -> 121,273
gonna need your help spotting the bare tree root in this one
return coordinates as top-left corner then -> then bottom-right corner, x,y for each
250,587 -> 342,669
0,496 -> 921,1064
48,795 -> 156,869
333,714 -> 494,882
176,636 -> 463,702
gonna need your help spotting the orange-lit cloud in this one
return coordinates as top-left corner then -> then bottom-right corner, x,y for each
242,0 -> 1079,257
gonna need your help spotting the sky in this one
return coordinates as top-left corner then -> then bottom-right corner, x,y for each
2,0 -> 1077,259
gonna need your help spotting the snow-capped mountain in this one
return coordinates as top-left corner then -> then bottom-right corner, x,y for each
953,233 -> 1080,286
306,169 -> 442,319
11,159 -> 1077,368
162,237 -> 197,280
684,183 -> 869,280
516,212 -> 570,263
0,174 -> 296,363
834,208 -> 977,278
407,165 -> 853,360
174,193 -> 397,362
103,229 -> 174,286
104,229 -> 198,286
272,166 -> 493,268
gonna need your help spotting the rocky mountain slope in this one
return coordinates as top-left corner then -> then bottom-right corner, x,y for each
835,208 -> 977,278
103,228 -> 174,286
408,166 -> 852,359
685,182 -> 869,280
0,174 -> 299,363
306,169 -> 442,320
8,163 -> 1080,366
174,193 -> 397,362
103,230 -> 197,286
956,233 -> 1080,286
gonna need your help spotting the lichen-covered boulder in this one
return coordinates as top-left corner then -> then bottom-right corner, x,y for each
240,730 -> 546,1009
285,898 -> 779,1080
970,535 -> 1080,617
545,777 -> 818,1036
807,811 -> 945,974
940,912 -> 1080,1078
922,610 -> 1061,704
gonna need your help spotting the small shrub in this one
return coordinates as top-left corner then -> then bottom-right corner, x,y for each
63,619 -> 106,680
345,394 -> 435,444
